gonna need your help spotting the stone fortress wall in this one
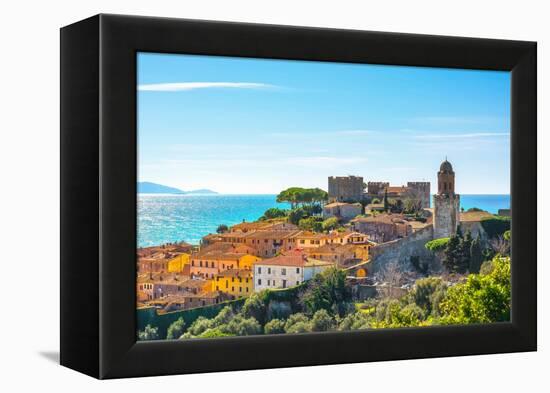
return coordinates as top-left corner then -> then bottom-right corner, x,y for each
328,176 -> 364,202
407,181 -> 431,208
368,225 -> 439,274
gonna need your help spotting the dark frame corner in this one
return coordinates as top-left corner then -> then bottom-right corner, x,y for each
61,14 -> 537,379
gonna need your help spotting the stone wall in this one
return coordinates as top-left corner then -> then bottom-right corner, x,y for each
368,225 -> 439,274
328,176 -> 364,202
460,221 -> 489,243
407,181 -> 431,208
433,193 -> 460,238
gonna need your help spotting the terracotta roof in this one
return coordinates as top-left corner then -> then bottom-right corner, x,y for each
216,269 -> 253,278
385,186 -> 409,194
324,202 -> 362,208
352,213 -> 408,225
197,243 -> 255,255
253,255 -> 306,267
293,231 -> 328,240
305,258 -> 335,267
304,244 -> 350,255
193,251 -> 247,260
460,211 -> 494,222
243,229 -> 301,240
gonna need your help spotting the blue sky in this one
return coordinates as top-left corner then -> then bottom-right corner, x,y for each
138,52 -> 510,194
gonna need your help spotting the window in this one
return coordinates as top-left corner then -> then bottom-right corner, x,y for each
267,280 -> 271,286
296,281 -> 300,285
239,287 -> 242,292
211,261 -> 214,268
296,267 -> 300,273
226,281 -> 229,288
232,287 -> 234,291
238,277 -> 242,283
282,280 -> 287,288
282,268 -> 286,275
258,279 -> 262,285
268,267 -> 271,274
246,287 -> 249,292
223,264 -> 225,269
258,267 -> 262,274
300,240 -> 305,244
199,260 -> 203,267
191,260 -> 195,266
232,277 -> 235,282
216,285 -> 219,290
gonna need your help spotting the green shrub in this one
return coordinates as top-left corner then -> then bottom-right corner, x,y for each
284,313 -> 311,333
138,324 -> 160,341
198,328 -> 234,338
440,256 -> 511,324
322,217 -> 340,232
166,318 -> 186,340
412,277 -> 445,315
338,312 -> 371,331
480,216 -> 511,239
298,216 -> 323,232
425,237 -> 450,252
260,208 -> 288,221
264,318 -> 286,334
311,309 -> 335,332
241,293 -> 267,324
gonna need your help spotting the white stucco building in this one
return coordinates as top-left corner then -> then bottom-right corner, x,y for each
253,254 -> 334,291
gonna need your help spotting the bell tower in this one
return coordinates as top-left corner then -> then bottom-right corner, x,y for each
433,159 -> 460,238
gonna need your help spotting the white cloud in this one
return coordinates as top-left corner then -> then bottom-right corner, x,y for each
413,132 -> 509,139
138,82 -> 277,92
411,116 -> 505,125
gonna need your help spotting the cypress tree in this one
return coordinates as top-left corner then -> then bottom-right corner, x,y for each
469,236 -> 483,273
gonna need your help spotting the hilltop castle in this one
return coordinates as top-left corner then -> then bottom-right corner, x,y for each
328,176 -> 431,208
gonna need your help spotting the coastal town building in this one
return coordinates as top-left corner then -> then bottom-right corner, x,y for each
229,221 -> 298,233
137,246 -> 191,274
328,175 -> 364,203
212,269 -> 254,298
351,213 -> 413,243
322,201 -> 363,221
253,254 -> 333,291
144,291 -> 231,312
364,181 -> 431,208
293,230 -> 371,249
433,159 -> 461,238
189,250 -> 261,279
303,243 -> 369,267
137,273 -> 210,300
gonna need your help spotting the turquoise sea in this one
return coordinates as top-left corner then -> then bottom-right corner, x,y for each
137,194 -> 510,248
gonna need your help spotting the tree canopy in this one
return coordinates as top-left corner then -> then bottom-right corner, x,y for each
276,187 -> 328,209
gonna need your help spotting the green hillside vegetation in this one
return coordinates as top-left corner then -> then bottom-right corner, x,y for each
139,256 -> 511,340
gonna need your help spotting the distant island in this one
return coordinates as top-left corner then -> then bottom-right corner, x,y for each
138,182 -> 217,195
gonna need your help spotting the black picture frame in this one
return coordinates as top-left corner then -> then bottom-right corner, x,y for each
60,14 -> 537,379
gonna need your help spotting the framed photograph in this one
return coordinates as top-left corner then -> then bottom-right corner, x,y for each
60,14 -> 536,379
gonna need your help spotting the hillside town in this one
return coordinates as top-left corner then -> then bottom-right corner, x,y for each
137,159 -> 511,339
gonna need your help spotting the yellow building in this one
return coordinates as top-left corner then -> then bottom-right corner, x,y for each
237,254 -> 262,270
167,253 -> 191,273
212,269 -> 254,298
